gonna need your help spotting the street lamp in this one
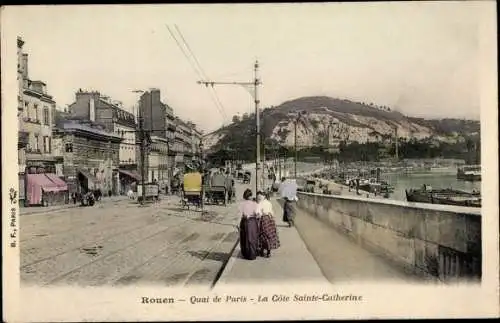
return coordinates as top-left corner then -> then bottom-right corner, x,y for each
199,140 -> 206,212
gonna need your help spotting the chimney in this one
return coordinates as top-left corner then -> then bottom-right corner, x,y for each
22,53 -> 28,78
89,97 -> 96,122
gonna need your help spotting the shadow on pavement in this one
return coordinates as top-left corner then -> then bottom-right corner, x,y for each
188,250 -> 232,262
162,209 -> 239,228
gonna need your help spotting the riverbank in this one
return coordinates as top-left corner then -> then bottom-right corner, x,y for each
304,171 -> 481,203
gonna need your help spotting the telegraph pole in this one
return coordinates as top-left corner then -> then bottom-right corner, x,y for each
138,109 -> 146,205
133,89 -> 147,205
294,120 -> 298,178
254,60 -> 261,194
197,60 -> 262,194
394,126 -> 399,161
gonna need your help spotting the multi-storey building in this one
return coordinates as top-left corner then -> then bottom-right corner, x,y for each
174,117 -> 193,166
17,37 -> 67,206
136,89 -> 204,186
138,89 -> 178,186
139,89 -> 167,139
68,90 -> 138,194
165,102 -> 177,180
147,136 -> 170,190
53,121 -> 121,196
188,122 -> 203,161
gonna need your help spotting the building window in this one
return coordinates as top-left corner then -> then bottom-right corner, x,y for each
43,136 -> 48,153
43,107 -> 50,125
34,104 -> 39,122
25,102 -> 29,119
33,134 -> 39,151
48,137 -> 52,153
65,143 -> 73,152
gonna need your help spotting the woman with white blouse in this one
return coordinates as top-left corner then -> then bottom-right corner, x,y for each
256,191 -> 280,258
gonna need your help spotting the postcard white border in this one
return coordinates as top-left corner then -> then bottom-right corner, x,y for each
2,3 -> 499,321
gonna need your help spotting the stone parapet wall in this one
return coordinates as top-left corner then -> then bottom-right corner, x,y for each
295,192 -> 482,282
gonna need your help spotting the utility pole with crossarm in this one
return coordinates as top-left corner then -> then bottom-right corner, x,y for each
197,60 -> 262,194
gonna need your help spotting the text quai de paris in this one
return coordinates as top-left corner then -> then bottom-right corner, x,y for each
141,294 -> 362,305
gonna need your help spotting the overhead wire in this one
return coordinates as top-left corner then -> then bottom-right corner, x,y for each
166,25 -> 228,123
173,25 -> 229,123
166,25 -> 225,120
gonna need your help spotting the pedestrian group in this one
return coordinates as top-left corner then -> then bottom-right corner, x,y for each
238,177 -> 295,261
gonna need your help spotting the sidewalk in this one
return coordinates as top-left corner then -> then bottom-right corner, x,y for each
216,199 -> 329,285
20,195 -> 136,216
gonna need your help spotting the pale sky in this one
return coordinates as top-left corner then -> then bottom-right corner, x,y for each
5,2 -> 492,132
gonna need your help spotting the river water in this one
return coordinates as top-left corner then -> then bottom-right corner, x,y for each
380,172 -> 482,201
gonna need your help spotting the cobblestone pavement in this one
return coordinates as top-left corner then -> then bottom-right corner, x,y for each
20,187 -> 248,287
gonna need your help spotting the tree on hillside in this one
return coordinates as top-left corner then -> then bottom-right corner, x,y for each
232,115 -> 240,123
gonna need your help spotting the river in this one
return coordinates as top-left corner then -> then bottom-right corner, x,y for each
380,172 -> 482,201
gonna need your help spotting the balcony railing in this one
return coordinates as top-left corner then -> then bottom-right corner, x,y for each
25,148 -> 42,154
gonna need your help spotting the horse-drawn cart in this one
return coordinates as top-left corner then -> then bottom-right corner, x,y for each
182,172 -> 203,210
205,173 -> 228,206
204,185 -> 227,205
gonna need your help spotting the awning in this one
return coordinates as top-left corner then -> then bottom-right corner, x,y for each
26,174 -> 63,205
45,173 -> 69,191
119,169 -> 141,181
78,169 -> 100,190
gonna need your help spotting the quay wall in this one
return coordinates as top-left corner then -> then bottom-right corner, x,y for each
293,192 -> 482,282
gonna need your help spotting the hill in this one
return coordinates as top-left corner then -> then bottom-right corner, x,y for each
203,96 -> 480,153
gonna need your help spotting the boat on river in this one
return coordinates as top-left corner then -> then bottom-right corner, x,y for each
457,165 -> 481,181
405,184 -> 481,207
358,177 -> 394,194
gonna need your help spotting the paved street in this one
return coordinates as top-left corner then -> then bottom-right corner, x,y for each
20,185 -> 249,287
20,164 -> 326,287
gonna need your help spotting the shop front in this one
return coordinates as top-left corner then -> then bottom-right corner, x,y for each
25,173 -> 69,207
118,169 -> 141,194
77,169 -> 101,194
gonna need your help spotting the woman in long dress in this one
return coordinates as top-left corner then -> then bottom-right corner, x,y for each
239,189 -> 259,260
256,191 -> 280,257
283,196 -> 294,227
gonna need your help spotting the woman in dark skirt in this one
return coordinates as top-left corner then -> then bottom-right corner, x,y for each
239,189 -> 259,260
283,196 -> 294,227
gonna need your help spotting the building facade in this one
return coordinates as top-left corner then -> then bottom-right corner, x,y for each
148,136 -> 170,190
68,90 -> 139,194
53,121 -> 121,196
136,89 -> 204,184
139,89 -> 167,139
17,37 -> 65,205
174,117 -> 193,166
189,123 -> 203,161
165,102 -> 177,179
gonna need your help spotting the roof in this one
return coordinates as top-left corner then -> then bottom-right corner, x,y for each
62,122 -> 122,140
